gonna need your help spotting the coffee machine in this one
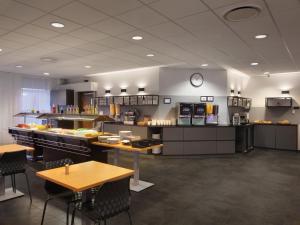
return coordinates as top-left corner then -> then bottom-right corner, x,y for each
177,103 -> 193,125
192,103 -> 206,125
206,104 -> 219,125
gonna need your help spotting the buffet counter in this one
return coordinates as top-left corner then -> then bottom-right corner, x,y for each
8,127 -> 107,163
103,123 -> 236,155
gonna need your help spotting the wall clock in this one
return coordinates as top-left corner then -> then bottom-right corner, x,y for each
190,73 -> 204,87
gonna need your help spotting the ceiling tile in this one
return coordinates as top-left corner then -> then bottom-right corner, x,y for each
89,18 -> 136,36
0,38 -> 26,50
0,28 -> 9,36
79,0 -> 142,16
0,16 -> 24,30
265,0 -> 300,13
201,0 -> 245,9
117,6 -> 168,29
1,32 -> 42,45
150,0 -> 208,19
15,24 -> 60,40
94,37 -> 132,49
52,2 -> 108,25
69,27 -> 108,41
60,47 -> 96,57
0,0 -> 45,22
15,0 -> 74,12
76,43 -> 111,53
32,15 -> 82,33
146,22 -> 187,38
51,35 -> 88,47
139,0 -> 160,4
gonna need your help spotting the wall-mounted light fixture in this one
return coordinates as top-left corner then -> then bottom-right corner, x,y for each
105,90 -> 111,94
237,91 -> 241,97
121,89 -> 127,93
138,88 -> 145,92
281,90 -> 290,95
230,89 -> 235,96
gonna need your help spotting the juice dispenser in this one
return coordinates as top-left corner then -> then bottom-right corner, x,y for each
177,103 -> 193,125
192,103 -> 206,125
206,104 -> 219,125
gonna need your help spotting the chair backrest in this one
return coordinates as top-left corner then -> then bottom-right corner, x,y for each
0,150 -> 27,175
94,177 -> 131,220
44,158 -> 74,194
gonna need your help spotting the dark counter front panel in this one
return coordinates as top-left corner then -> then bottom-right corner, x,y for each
162,127 -> 235,156
253,124 -> 298,150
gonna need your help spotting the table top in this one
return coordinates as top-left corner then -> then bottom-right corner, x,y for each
0,144 -> 34,154
92,142 -> 163,153
36,161 -> 134,192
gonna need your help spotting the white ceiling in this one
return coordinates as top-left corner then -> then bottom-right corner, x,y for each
0,0 -> 299,78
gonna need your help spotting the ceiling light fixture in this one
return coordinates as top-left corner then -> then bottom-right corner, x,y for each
146,54 -> 154,57
132,36 -> 143,40
0,48 -> 2,52
255,34 -> 268,39
16,65 -> 23,68
84,65 -> 92,69
250,62 -> 259,66
40,57 -> 57,63
264,72 -> 270,75
50,22 -> 65,28
43,72 -> 50,76
201,64 -> 208,67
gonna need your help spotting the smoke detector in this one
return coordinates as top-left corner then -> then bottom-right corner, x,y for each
224,6 -> 261,22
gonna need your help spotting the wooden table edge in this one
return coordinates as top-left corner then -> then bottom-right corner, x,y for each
92,142 -> 163,152
36,170 -> 134,192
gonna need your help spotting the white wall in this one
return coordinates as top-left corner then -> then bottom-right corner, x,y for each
243,72 -> 300,123
0,71 -> 58,144
90,67 -> 160,96
159,67 -> 227,96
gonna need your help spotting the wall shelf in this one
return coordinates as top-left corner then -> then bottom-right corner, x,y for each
265,97 -> 292,108
227,96 -> 251,110
94,95 -> 159,106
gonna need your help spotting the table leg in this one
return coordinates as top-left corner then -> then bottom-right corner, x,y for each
114,149 -> 120,165
0,175 -> 24,202
0,176 -> 5,196
132,152 -> 140,186
129,152 -> 154,192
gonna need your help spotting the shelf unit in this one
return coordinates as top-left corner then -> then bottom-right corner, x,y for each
94,95 -> 159,106
265,97 -> 292,108
227,96 -> 251,110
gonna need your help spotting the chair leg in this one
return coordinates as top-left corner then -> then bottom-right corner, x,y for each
66,202 -> 71,225
41,197 -> 52,225
11,175 -> 16,193
13,174 -> 17,192
127,211 -> 133,225
24,173 -> 32,203
70,207 -> 76,225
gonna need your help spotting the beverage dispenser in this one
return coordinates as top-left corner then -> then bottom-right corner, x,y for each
192,103 -> 206,125
177,103 -> 193,125
206,104 -> 219,125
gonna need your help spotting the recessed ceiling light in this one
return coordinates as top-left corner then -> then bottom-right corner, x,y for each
40,57 -> 57,63
201,64 -> 208,67
132,36 -> 143,40
255,34 -> 268,39
50,22 -> 65,28
0,48 -> 2,52
251,62 -> 259,66
146,54 -> 154,57
84,65 -> 92,69
16,65 -> 23,68
43,72 -> 50,76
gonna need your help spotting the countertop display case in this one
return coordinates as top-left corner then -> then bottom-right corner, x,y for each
227,96 -> 252,110
265,97 -> 293,108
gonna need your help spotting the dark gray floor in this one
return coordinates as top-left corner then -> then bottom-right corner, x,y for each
1,149 -> 300,225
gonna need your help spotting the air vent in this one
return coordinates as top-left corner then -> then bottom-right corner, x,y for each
224,6 -> 261,22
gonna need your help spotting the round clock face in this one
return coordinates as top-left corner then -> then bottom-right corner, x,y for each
190,73 -> 204,87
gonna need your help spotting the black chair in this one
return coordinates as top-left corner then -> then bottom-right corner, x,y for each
41,158 -> 81,225
0,150 -> 32,203
70,177 -> 133,225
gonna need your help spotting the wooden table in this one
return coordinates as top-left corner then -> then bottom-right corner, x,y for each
36,161 -> 134,192
0,144 -> 34,202
92,142 -> 163,192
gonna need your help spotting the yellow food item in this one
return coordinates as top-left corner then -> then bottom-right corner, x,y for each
36,125 -> 47,130
278,120 -> 290,124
